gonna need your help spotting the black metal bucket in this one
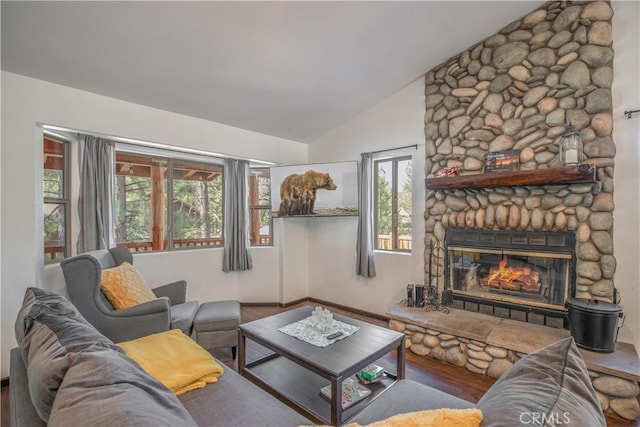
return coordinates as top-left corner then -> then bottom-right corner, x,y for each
565,298 -> 624,353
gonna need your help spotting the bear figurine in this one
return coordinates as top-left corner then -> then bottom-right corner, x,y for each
278,170 -> 337,216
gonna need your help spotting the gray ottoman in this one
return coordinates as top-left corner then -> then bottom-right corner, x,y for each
192,300 -> 240,359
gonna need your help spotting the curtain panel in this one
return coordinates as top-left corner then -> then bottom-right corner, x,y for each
77,134 -> 115,253
222,158 -> 253,272
356,152 -> 376,278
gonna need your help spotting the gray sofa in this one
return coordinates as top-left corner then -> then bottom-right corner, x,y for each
10,347 -> 314,427
11,287 -> 607,426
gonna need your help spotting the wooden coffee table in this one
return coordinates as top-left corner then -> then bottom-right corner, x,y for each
238,306 -> 405,425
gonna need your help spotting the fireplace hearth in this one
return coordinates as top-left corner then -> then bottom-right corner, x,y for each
444,229 -> 575,328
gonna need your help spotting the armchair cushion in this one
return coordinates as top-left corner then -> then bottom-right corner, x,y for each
101,262 -> 156,309
170,300 -> 199,335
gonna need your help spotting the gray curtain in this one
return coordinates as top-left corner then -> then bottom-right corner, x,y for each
356,152 -> 376,277
77,134 -> 115,253
223,158 -> 253,272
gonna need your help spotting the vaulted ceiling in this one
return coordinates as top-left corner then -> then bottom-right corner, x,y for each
1,1 -> 541,143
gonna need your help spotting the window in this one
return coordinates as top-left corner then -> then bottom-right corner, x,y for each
114,152 -> 223,252
114,153 -> 167,251
43,136 -> 70,262
374,156 -> 412,252
249,168 -> 272,246
171,160 -> 223,249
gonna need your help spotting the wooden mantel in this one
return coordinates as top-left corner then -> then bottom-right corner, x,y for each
425,164 -> 596,190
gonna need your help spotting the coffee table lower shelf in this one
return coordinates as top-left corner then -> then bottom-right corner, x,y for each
243,354 -> 398,424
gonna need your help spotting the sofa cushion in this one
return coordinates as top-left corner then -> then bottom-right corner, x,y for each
118,329 -> 224,395
101,261 -> 156,309
477,337 -> 606,426
14,287 -> 89,345
16,287 -> 117,422
178,361 -> 313,427
49,343 -> 197,427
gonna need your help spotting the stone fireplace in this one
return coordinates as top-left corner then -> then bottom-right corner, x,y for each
423,0 -> 616,317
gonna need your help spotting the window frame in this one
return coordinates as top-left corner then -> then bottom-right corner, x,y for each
249,167 -> 273,247
374,155 -> 412,253
43,136 -> 71,263
114,149 -> 225,253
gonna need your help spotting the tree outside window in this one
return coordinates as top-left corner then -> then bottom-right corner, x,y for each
171,160 -> 223,248
375,156 -> 412,252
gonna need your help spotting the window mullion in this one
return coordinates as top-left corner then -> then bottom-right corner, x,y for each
391,160 -> 399,250
167,159 -> 174,250
374,162 -> 380,250
61,141 -> 71,258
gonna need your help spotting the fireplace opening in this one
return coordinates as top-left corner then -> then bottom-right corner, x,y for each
444,229 -> 575,328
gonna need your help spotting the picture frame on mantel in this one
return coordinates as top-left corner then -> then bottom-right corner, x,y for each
270,161 -> 358,218
484,150 -> 520,173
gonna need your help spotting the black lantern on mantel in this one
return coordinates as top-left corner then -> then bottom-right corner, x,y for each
560,122 -> 584,166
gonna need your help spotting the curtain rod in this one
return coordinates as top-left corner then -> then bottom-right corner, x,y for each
368,144 -> 418,155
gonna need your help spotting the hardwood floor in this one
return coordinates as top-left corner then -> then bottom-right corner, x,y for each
1,301 -> 637,426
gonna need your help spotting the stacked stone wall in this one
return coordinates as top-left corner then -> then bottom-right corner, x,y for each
423,1 -> 616,302
390,318 -> 640,420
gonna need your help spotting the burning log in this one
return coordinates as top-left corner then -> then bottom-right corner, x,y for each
483,257 -> 542,294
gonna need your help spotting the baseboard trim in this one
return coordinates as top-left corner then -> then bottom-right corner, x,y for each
308,298 -> 389,323
240,302 -> 281,307
280,297 -> 310,307
240,298 -> 311,308
239,298 -> 388,322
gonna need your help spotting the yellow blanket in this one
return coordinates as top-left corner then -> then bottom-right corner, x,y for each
306,408 -> 483,427
362,408 -> 483,427
118,329 -> 224,396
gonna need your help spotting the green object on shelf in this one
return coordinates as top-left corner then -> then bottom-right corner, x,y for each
359,364 -> 385,381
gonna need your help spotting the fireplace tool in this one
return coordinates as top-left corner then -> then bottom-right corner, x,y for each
406,284 -> 414,307
426,240 -> 449,313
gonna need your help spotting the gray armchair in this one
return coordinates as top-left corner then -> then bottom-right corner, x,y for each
60,246 -> 199,343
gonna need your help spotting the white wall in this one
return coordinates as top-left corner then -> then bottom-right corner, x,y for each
307,78 -> 427,315
0,72 -> 309,377
611,0 -> 640,346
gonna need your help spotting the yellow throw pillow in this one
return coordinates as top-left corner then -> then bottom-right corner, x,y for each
118,329 -> 224,395
101,262 -> 156,309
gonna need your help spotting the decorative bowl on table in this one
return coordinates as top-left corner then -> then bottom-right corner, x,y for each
309,306 -> 335,333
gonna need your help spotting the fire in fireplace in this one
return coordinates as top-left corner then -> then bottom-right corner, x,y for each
485,257 -> 541,293
444,229 -> 575,328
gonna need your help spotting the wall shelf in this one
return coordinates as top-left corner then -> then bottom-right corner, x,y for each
425,164 -> 596,190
